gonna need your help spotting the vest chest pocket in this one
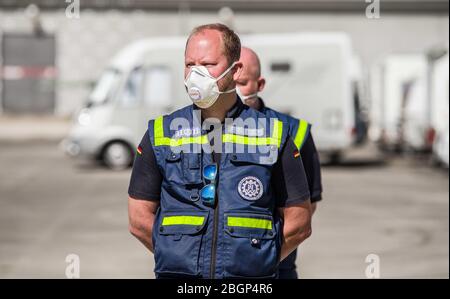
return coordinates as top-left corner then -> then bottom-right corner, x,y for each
223,212 -> 281,278
229,146 -> 279,166
153,210 -> 209,277
229,152 -> 277,178
228,152 -> 277,204
163,151 -> 202,185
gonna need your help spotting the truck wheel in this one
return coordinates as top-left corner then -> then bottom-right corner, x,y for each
103,142 -> 132,170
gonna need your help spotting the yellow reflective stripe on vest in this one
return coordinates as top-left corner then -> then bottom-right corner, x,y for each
154,115 -> 169,146
274,118 -> 283,144
165,136 -> 209,147
162,215 -> 205,226
293,119 -> 309,150
227,216 -> 273,230
222,119 -> 282,147
222,134 -> 279,146
153,116 -> 283,148
154,116 -> 209,146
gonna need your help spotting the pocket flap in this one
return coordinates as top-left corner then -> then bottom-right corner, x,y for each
165,151 -> 182,162
224,212 -> 276,240
159,210 -> 209,235
229,150 -> 278,166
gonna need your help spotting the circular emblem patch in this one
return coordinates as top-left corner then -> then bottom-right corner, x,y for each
188,87 -> 202,101
238,176 -> 263,201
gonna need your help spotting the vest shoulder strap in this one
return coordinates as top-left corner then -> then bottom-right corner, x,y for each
292,119 -> 311,151
147,118 -> 157,147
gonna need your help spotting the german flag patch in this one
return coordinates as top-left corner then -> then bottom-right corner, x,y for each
137,146 -> 143,155
293,149 -> 300,158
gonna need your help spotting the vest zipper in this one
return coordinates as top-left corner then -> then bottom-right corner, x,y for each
209,156 -> 220,279
209,191 -> 219,278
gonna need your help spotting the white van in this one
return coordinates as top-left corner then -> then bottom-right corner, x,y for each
402,56 -> 432,152
62,37 -> 188,169
369,54 -> 430,151
430,52 -> 449,167
62,33 -> 358,168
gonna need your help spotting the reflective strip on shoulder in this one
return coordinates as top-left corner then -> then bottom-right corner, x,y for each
153,115 -> 169,146
272,119 -> 283,147
293,119 -> 309,150
227,216 -> 273,230
162,215 -> 205,226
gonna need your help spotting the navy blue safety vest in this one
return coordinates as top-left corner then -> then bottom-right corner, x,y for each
147,102 -> 311,278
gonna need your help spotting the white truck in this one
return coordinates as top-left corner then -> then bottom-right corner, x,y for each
369,54 -> 430,152
430,52 -> 449,167
62,33 -> 360,168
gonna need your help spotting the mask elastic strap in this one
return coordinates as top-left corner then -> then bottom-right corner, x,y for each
218,87 -> 236,95
240,93 -> 258,100
217,61 -> 238,94
216,61 -> 238,81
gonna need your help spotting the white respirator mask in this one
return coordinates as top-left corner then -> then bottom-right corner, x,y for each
237,87 -> 258,101
184,62 -> 237,109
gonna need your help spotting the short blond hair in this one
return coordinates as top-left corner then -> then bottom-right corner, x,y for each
186,23 -> 241,64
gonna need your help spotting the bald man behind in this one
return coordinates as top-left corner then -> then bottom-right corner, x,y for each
237,47 -> 323,279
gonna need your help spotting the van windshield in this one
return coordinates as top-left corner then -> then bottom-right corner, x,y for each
87,69 -> 121,106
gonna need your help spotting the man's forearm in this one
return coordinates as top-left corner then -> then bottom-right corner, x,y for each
280,223 -> 311,261
128,197 -> 159,253
129,217 -> 155,253
279,202 -> 312,261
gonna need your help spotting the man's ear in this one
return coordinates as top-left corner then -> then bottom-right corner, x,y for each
232,61 -> 243,80
257,77 -> 266,92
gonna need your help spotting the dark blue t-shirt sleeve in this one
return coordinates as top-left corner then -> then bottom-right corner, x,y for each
300,134 -> 323,202
272,138 -> 311,207
128,130 -> 162,201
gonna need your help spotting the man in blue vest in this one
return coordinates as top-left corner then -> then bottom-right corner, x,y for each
237,47 -> 323,279
128,23 -> 312,278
